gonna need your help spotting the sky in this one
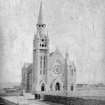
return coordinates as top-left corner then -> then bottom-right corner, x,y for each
0,0 -> 105,84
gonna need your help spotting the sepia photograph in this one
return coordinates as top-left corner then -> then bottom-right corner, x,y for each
0,0 -> 105,105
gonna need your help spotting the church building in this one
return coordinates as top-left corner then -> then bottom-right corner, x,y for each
21,1 -> 76,98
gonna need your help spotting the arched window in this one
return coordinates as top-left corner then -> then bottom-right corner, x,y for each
55,82 -> 60,91
71,85 -> 74,91
40,56 -> 42,74
43,56 -> 46,74
42,44 -> 44,47
42,39 -> 44,42
41,83 -> 45,91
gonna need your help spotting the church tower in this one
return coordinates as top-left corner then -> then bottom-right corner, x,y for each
32,1 -> 49,93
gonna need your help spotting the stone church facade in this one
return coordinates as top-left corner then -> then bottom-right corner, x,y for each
21,1 -> 76,97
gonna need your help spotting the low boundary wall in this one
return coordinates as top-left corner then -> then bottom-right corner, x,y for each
0,97 -> 17,105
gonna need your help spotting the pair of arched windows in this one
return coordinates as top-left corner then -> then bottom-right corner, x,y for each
40,44 -> 47,47
38,24 -> 46,28
55,82 -> 74,91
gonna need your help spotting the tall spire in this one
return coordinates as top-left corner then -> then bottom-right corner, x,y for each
37,0 -> 44,25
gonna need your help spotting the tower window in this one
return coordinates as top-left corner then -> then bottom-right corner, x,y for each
42,44 -> 44,47
38,24 -> 45,27
40,56 -> 42,74
71,69 -> 74,76
42,39 -> 44,41
71,85 -> 74,91
43,56 -> 46,74
42,24 -> 46,27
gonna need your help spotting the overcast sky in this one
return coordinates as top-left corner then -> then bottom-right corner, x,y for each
0,0 -> 105,84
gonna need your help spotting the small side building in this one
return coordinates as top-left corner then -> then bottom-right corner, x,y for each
21,63 -> 32,92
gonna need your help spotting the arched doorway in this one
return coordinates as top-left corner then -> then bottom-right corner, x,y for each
55,82 -> 60,91
41,83 -> 45,91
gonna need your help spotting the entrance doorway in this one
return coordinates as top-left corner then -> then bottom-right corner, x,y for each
41,83 -> 45,91
55,82 -> 60,91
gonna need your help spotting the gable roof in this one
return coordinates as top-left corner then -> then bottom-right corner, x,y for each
48,48 -> 65,70
49,48 -> 63,58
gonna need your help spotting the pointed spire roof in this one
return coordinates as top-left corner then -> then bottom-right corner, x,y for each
37,0 -> 44,25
